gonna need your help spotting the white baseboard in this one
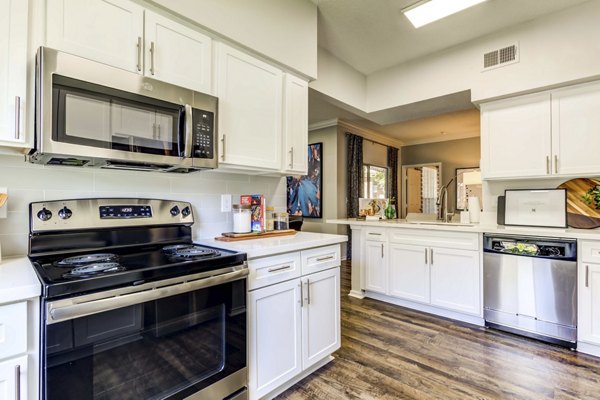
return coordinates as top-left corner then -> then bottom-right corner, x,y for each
365,291 -> 485,326
348,290 -> 365,299
261,356 -> 334,399
577,341 -> 600,358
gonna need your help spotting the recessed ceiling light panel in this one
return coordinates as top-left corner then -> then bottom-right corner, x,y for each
403,0 -> 487,28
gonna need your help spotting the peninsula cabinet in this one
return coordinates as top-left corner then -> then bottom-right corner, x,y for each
388,243 -> 429,303
0,0 -> 28,147
46,0 -> 213,93
481,80 -> 600,180
578,241 -> 600,355
364,229 -> 388,294
248,245 -> 341,400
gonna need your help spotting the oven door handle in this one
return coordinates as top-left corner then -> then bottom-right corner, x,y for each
47,267 -> 248,324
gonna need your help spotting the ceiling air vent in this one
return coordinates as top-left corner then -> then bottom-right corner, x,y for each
483,44 -> 519,71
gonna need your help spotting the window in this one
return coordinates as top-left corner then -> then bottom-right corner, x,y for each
363,164 -> 388,199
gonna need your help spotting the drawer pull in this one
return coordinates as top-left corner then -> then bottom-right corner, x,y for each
368,233 -> 382,236
316,255 -> 334,262
268,265 -> 292,273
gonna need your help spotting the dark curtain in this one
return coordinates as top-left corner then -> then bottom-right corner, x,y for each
346,133 -> 363,259
387,146 -> 399,218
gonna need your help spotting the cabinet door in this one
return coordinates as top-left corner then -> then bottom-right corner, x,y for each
388,243 -> 430,303
481,92 -> 551,179
0,0 -> 28,145
282,74 -> 308,174
552,81 -> 600,176
216,43 -> 283,171
47,0 -> 144,73
579,263 -> 600,345
0,355 -> 28,400
144,10 -> 212,94
248,279 -> 302,400
364,240 -> 387,294
302,268 -> 340,370
430,248 -> 480,315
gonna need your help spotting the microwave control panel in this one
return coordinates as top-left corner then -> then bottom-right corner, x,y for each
192,109 -> 214,159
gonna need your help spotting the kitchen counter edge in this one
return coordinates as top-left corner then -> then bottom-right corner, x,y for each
0,256 -> 41,303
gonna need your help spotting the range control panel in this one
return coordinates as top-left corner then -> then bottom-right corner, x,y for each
192,108 -> 214,159
30,198 -> 194,232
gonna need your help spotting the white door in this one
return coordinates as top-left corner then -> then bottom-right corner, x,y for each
388,243 -> 430,303
47,0 -> 144,73
579,263 -> 600,345
430,248 -> 480,315
282,74 -> 308,174
364,240 -> 387,294
144,10 -> 213,94
302,268 -> 341,370
0,355 -> 28,400
248,279 -> 302,400
552,81 -> 600,176
0,0 -> 28,145
481,92 -> 551,179
216,43 -> 283,171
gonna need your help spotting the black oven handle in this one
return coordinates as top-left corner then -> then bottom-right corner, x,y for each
47,266 -> 248,324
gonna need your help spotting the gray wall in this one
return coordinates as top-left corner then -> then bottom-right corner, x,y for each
401,137 -> 481,214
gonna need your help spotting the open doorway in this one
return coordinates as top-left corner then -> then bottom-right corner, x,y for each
401,163 -> 442,218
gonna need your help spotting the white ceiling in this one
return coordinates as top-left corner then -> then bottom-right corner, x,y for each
311,0 -> 591,143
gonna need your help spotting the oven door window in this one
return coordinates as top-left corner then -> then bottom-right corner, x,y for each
44,280 -> 246,400
52,75 -> 183,158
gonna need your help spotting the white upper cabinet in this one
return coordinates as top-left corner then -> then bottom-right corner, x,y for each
144,10 -> 212,93
283,74 -> 308,175
216,42 -> 283,171
47,0 -> 144,73
0,0 -> 28,146
551,81 -> 600,176
481,92 -> 552,179
46,0 -> 213,93
481,80 -> 600,180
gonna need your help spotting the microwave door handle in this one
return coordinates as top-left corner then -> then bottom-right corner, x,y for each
183,104 -> 193,159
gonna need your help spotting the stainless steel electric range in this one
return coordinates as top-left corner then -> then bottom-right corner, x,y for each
28,198 -> 248,400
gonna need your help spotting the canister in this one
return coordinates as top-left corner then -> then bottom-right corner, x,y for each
232,204 -> 252,233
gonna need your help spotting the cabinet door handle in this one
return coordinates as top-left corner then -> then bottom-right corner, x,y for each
149,41 -> 156,75
300,281 -> 303,307
425,248 -> 428,264
586,265 -> 589,287
14,96 -> 20,140
554,155 -> 558,174
290,146 -> 294,168
136,36 -> 142,72
221,135 -> 226,160
306,279 -> 311,305
430,248 -> 433,265
316,255 -> 334,262
268,265 -> 291,273
157,124 -> 161,140
546,155 -> 550,174
381,243 -> 384,258
368,233 -> 381,236
15,364 -> 20,400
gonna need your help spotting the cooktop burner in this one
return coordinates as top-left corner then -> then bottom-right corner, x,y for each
163,244 -> 220,259
56,253 -> 118,267
62,262 -> 125,278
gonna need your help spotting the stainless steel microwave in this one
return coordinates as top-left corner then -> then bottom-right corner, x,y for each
29,47 -> 218,172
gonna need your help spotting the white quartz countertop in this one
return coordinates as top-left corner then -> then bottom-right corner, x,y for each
327,218 -> 600,240
197,231 -> 348,259
0,256 -> 41,303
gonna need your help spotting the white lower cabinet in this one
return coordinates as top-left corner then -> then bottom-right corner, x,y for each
0,355 -> 27,400
248,247 -> 341,400
388,243 -> 430,303
429,247 -> 480,315
364,240 -> 387,294
578,262 -> 600,346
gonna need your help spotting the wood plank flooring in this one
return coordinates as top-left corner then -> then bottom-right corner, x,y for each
276,261 -> 600,399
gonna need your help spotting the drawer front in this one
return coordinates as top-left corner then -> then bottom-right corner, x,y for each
364,228 -> 387,242
389,229 -> 479,251
0,302 -> 27,360
248,252 -> 302,290
580,241 -> 600,264
302,245 -> 341,276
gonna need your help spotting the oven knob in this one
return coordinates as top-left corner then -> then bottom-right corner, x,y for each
58,206 -> 73,220
37,208 -> 52,221
170,205 -> 180,216
182,206 -> 191,217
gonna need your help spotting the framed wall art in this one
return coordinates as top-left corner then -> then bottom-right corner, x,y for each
287,143 -> 322,218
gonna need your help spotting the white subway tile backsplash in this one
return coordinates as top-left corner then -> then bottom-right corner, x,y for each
0,155 -> 285,256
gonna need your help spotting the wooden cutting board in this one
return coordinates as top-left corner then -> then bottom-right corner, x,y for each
215,229 -> 296,242
558,178 -> 600,229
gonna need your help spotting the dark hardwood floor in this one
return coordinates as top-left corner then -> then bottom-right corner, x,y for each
276,261 -> 600,399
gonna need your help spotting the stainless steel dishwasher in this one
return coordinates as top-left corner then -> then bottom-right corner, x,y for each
483,234 -> 577,348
